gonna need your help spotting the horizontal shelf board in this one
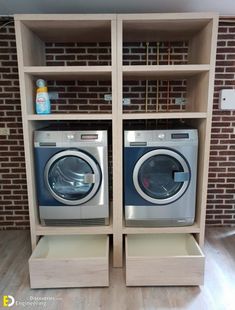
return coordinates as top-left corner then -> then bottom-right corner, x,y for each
122,223 -> 200,234
121,13 -> 217,42
27,114 -> 112,121
24,66 -> 112,80
15,14 -> 116,21
122,112 -> 208,120
122,65 -> 210,80
119,12 -> 217,21
35,224 -> 113,236
16,17 -> 114,42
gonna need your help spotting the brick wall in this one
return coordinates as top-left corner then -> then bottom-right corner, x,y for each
123,41 -> 187,113
0,18 -> 234,229
0,21 -> 29,229
207,19 -> 235,225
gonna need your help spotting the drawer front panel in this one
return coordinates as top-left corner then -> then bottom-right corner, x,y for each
126,257 -> 204,286
126,234 -> 205,286
29,258 -> 109,288
29,235 -> 109,288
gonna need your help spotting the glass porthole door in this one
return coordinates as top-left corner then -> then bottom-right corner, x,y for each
133,149 -> 190,205
44,150 -> 101,205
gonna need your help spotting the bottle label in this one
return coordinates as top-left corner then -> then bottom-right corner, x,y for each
36,93 -> 51,114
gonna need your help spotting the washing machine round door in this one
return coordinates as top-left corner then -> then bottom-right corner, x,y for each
133,149 -> 190,204
44,150 -> 101,205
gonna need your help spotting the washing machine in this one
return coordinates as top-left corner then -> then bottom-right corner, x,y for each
34,129 -> 109,226
124,129 -> 198,227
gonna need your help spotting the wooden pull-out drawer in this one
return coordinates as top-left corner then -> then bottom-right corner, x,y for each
29,235 -> 109,288
125,234 -> 204,286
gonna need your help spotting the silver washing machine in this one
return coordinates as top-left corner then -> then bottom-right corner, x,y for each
124,129 -> 198,226
34,129 -> 109,226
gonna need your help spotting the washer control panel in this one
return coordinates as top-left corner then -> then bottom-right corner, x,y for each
67,134 -> 75,140
34,130 -> 107,147
124,129 -> 198,147
158,133 -> 165,140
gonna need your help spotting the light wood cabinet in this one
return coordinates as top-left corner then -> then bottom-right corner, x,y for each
15,12 -> 218,288
116,14 -> 218,283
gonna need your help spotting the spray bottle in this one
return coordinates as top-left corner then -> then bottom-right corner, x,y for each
35,79 -> 51,114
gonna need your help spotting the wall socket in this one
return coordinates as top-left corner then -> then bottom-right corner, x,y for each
0,128 -> 10,136
104,94 -> 112,101
122,98 -> 131,105
175,97 -> 187,105
49,92 -> 59,100
104,94 -> 131,105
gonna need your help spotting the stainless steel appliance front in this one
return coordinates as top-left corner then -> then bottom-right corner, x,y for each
34,130 -> 109,226
124,129 -> 198,227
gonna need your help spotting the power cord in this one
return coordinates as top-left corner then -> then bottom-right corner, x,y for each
0,20 -> 14,30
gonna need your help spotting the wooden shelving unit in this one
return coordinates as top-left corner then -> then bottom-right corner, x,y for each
115,12 -> 218,285
15,14 -> 117,288
15,12 -> 218,288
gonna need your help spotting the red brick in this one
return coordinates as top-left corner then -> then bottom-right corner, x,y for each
216,184 -> 234,188
224,220 -> 235,224
215,215 -> 232,219
206,220 -> 223,225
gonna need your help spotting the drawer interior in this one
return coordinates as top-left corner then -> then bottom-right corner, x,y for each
31,235 -> 108,259
127,234 -> 203,257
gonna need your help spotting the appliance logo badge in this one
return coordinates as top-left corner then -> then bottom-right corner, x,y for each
2,295 -> 15,307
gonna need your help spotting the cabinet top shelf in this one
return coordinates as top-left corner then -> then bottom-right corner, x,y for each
15,16 -> 113,43
15,14 -> 117,21
118,12 -> 218,20
121,13 -> 218,42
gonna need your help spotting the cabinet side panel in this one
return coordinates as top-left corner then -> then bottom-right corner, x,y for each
112,17 -> 123,267
19,22 -> 45,66
14,19 -> 39,248
188,20 -> 213,64
187,72 -> 209,112
198,15 -> 219,246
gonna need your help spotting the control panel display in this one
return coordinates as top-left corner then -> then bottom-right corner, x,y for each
171,133 -> 189,139
81,134 -> 98,140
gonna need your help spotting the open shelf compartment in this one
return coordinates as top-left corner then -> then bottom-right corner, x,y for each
125,233 -> 204,286
29,235 -> 109,288
120,13 -> 217,65
24,73 -> 112,115
15,14 -> 115,67
122,71 -> 210,114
